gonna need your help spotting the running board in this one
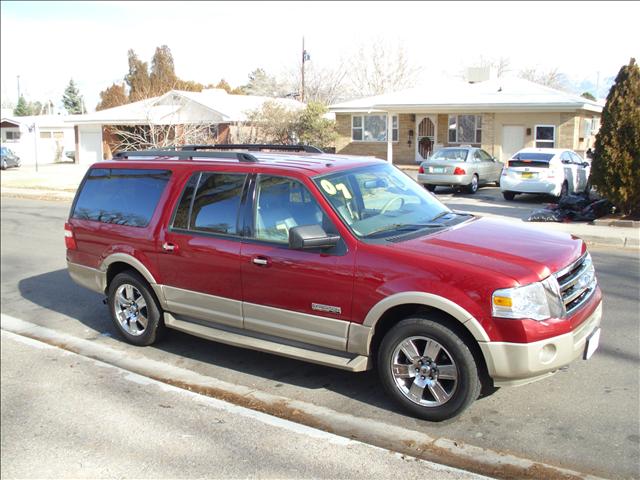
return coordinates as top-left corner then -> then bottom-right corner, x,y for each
164,313 -> 370,372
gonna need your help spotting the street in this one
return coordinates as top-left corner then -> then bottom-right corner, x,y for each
1,197 -> 639,479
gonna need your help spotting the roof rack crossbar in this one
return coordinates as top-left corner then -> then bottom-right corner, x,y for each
180,144 -> 323,154
113,150 -> 257,162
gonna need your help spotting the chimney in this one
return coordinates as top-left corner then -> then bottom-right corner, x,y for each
465,66 -> 496,84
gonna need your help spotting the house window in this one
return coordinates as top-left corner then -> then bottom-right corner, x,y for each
351,114 -> 398,142
535,125 -> 555,148
448,115 -> 482,144
5,131 -> 20,141
53,131 -> 64,139
40,132 -> 52,139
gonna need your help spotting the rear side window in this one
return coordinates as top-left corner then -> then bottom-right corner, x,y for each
172,172 -> 246,235
72,168 -> 171,227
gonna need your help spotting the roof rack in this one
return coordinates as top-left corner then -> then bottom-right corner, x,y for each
113,149 -> 258,162
180,144 -> 324,153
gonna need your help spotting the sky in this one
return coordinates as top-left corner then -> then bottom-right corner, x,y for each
1,1 -> 638,113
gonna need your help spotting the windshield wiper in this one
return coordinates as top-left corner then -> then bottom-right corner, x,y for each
363,223 -> 442,238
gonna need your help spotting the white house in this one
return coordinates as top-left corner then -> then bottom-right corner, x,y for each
0,114 -> 76,165
68,89 -> 305,164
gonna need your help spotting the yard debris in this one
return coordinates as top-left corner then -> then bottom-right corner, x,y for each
526,194 -> 615,223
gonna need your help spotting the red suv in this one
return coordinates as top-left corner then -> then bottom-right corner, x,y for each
65,145 -> 602,421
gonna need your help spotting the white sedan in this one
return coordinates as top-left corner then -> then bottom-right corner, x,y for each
500,148 -> 591,201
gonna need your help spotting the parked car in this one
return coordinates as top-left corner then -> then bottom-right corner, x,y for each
500,148 -> 591,201
1,146 -> 21,170
66,144 -> 602,421
417,147 -> 503,194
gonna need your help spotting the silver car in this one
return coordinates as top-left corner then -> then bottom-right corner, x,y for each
417,147 -> 503,194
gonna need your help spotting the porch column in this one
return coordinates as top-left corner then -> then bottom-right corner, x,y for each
386,112 -> 393,164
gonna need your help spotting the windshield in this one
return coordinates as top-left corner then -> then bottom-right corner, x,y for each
430,149 -> 469,162
313,163 -> 451,239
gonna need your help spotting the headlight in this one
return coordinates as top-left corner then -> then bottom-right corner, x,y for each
492,277 -> 564,321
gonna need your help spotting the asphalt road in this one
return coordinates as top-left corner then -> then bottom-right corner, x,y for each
1,197 -> 639,479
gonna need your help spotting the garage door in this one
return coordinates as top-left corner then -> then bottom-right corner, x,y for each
502,125 -> 525,161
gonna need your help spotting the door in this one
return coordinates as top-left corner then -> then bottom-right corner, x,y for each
415,116 -> 437,162
156,171 -> 248,328
240,174 -> 355,351
570,151 -> 589,191
560,151 -> 579,192
502,125 -> 525,161
477,149 -> 503,183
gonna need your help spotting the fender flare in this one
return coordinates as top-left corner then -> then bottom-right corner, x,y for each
348,291 -> 490,356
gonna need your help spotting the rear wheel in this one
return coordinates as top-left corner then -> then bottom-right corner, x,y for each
424,184 -> 436,192
502,191 -> 516,201
1,160 -> 7,170
466,175 -> 479,194
556,181 -> 568,200
378,317 -> 480,421
107,271 -> 164,346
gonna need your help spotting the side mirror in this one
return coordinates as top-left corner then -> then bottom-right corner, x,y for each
289,225 -> 340,250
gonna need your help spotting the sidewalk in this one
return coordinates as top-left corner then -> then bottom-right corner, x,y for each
1,162 -> 638,249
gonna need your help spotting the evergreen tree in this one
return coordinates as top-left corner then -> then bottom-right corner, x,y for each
294,102 -> 337,149
125,49 -> 151,102
96,83 -> 128,111
150,45 -> 178,96
591,58 -> 640,217
13,95 -> 30,116
62,79 -> 85,114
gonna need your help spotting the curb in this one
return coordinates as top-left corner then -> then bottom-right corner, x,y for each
1,313 -> 607,480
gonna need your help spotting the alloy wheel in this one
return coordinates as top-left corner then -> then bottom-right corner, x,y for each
113,283 -> 148,336
390,335 -> 458,407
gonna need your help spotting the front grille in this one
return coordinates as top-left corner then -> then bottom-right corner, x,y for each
554,253 -> 597,316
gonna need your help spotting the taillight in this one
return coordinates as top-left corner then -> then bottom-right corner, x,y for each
418,165 -> 424,174
453,167 -> 466,175
64,222 -> 77,250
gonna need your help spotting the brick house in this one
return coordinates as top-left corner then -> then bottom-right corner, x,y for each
329,75 -> 603,165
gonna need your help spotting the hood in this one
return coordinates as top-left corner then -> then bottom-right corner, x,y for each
394,217 -> 584,285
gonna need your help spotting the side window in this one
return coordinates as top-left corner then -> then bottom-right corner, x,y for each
191,173 -> 246,235
172,173 -> 200,230
570,152 -> 584,164
479,150 -> 493,161
72,168 -> 171,227
472,150 -> 482,162
561,152 -> 572,163
253,175 -> 330,244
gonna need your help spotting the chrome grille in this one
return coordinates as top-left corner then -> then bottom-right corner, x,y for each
554,253 -> 597,316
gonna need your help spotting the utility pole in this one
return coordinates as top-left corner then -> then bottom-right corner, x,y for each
301,37 -> 310,102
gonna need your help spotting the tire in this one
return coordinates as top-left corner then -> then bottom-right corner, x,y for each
502,191 -> 516,201
556,181 -> 569,200
424,184 -> 436,192
466,175 -> 479,194
377,317 -> 480,421
107,271 -> 164,346
1,160 -> 7,170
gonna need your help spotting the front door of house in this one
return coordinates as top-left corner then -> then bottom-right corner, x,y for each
415,116 -> 437,162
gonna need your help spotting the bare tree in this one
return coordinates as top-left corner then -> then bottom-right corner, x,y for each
519,67 -> 567,90
232,100 -> 300,144
283,61 -> 351,105
346,39 -> 421,97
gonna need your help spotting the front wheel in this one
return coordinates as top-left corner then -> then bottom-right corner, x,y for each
556,181 -> 568,200
377,317 -> 480,421
502,191 -> 516,201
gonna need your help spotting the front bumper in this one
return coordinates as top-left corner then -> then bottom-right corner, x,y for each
480,300 -> 602,387
417,173 -> 472,186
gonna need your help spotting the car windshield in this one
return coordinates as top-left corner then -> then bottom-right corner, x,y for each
313,163 -> 452,239
430,149 -> 469,162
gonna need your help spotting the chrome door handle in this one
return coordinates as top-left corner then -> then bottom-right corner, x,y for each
252,257 -> 269,266
162,242 -> 176,252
